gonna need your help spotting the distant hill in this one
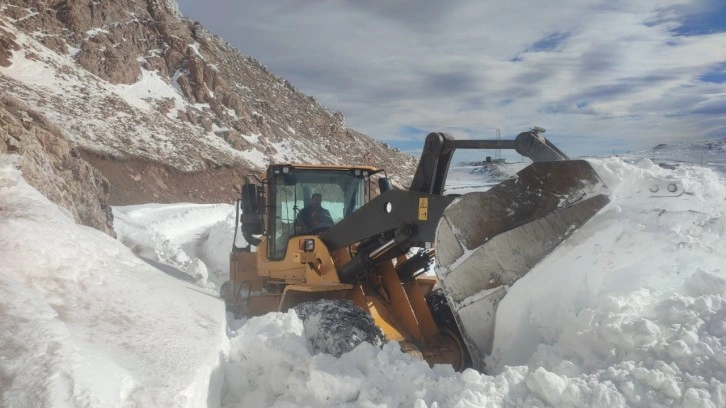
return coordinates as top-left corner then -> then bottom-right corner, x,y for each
622,138 -> 726,174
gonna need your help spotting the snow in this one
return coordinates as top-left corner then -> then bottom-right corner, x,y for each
113,203 -> 240,288
1,148 -> 725,407
84,28 -> 111,41
189,42 -> 204,59
236,146 -> 270,169
111,68 -> 188,114
0,155 -> 227,407
443,162 -> 529,195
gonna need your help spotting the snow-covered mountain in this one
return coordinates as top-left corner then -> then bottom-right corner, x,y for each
0,0 -> 417,223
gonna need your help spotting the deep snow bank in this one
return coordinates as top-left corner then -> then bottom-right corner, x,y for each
114,203 -> 241,289
0,155 -> 228,408
219,157 -> 725,408
488,157 -> 726,405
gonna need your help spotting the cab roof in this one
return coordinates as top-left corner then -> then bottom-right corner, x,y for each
268,163 -> 382,173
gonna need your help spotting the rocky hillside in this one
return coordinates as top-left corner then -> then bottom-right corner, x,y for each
0,0 -> 417,220
0,94 -> 114,235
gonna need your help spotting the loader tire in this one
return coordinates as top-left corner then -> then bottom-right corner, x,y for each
293,299 -> 385,357
426,289 -> 457,330
426,289 -> 472,370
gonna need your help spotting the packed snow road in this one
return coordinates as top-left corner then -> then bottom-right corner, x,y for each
1,155 -> 725,407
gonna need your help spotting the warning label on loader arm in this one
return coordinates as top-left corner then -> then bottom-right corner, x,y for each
418,197 -> 428,220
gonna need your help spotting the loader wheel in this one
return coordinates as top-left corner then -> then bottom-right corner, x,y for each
426,289 -> 457,329
293,299 -> 385,357
426,289 -> 472,370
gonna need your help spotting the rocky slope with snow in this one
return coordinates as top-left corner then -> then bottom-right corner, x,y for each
0,0 -> 417,210
0,94 -> 114,235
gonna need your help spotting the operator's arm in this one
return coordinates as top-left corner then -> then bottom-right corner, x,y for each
296,208 -> 311,233
319,208 -> 334,226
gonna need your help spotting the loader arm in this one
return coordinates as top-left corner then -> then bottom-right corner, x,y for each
319,127 -> 596,285
409,128 -> 569,195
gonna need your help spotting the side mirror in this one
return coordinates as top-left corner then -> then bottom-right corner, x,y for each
241,213 -> 263,236
378,177 -> 392,193
241,184 -> 262,214
240,184 -> 263,245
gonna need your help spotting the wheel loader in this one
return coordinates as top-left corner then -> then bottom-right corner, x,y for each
222,128 -> 610,371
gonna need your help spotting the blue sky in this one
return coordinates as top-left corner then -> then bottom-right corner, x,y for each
175,0 -> 726,159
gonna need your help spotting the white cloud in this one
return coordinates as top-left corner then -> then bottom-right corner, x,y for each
176,0 -> 726,156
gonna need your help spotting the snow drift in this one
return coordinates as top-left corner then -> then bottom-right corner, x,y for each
0,155 -> 227,407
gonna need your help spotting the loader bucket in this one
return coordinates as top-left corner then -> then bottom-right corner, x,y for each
434,160 -> 609,370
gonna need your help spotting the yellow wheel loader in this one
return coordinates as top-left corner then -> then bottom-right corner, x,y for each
222,128 -> 609,371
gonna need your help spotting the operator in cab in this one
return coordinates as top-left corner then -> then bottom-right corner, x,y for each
296,193 -> 334,234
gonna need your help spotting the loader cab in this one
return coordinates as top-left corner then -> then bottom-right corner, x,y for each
265,165 -> 381,260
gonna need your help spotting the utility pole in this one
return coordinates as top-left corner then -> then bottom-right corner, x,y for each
495,128 -> 501,161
